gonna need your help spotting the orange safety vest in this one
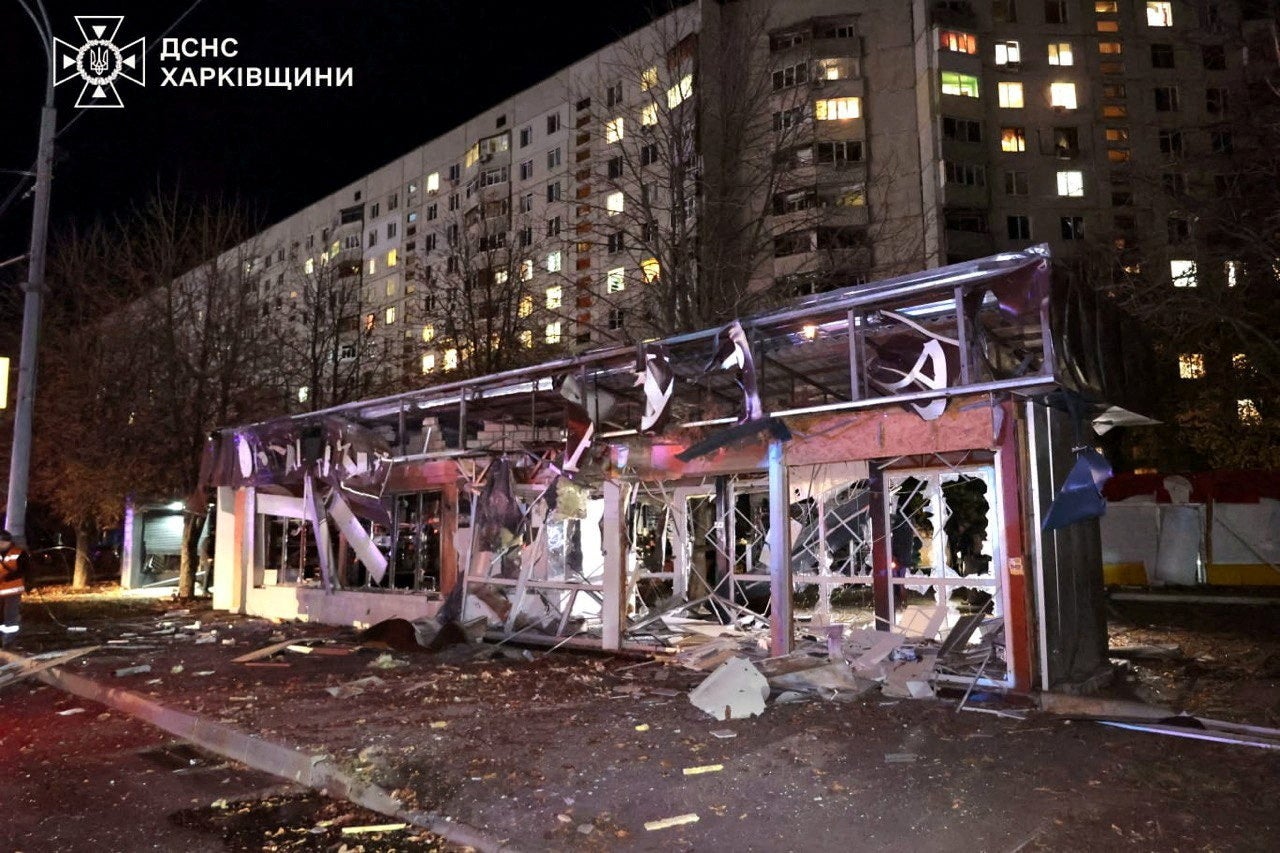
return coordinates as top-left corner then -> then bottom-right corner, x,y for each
0,545 -> 28,596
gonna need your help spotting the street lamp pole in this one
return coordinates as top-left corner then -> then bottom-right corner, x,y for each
6,2 -> 56,544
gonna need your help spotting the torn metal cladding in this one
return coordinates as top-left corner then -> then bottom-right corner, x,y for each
204,247 -> 1154,695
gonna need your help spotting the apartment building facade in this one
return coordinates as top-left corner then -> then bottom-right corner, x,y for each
217,0 -> 1270,428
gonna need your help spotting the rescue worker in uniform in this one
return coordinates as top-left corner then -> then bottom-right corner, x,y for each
0,530 -> 30,648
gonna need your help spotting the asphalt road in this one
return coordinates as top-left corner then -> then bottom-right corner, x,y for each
0,680 -> 287,852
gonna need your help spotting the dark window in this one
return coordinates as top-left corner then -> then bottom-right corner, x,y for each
1158,129 -> 1183,155
1060,216 -> 1084,240
1211,131 -> 1233,153
1151,44 -> 1175,69
1154,86 -> 1179,111
1111,191 -> 1133,206
1162,172 -> 1186,194
607,156 -> 623,179
815,140 -> 864,163
575,97 -> 591,111
1005,171 -> 1029,195
942,116 -> 983,142
1044,0 -> 1067,24
640,143 -> 659,166
546,114 -> 561,134
1167,216 -> 1190,241
1007,215 -> 1031,240
944,210 -> 988,232
1202,44 -> 1226,70
993,0 -> 1017,23
607,231 -> 625,253
1206,87 -> 1229,114
519,126 -> 532,147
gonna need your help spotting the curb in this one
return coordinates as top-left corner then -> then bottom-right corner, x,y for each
0,649 -> 519,853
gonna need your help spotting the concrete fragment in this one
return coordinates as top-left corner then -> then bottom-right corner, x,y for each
688,657 -> 768,721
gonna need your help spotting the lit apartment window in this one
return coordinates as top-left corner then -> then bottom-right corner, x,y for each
304,258 -> 315,275
941,71 -> 980,97
1238,399 -> 1261,426
363,313 -> 375,331
939,30 -> 977,54
545,285 -> 563,309
546,250 -> 562,273
518,295 -> 533,318
426,172 -> 440,193
641,66 -> 658,91
519,330 -> 533,348
495,268 -> 509,285
1225,260 -> 1240,287
443,348 -> 459,371
998,81 -> 1024,108
641,103 -> 658,126
1170,259 -> 1197,287
1102,105 -> 1128,119
520,259 -> 534,282
1233,353 -> 1250,372
1048,42 -> 1074,65
1001,127 -> 1027,152
994,40 -> 1021,65
666,74 -> 693,109
1050,82 -> 1078,109
815,97 -> 862,120
1099,41 -> 1122,55
641,257 -> 661,282
422,324 -> 435,343
1178,353 -> 1204,379
1097,20 -> 1120,32
605,116 -> 625,143
1146,1 -> 1173,27
544,322 -> 562,345
297,386 -> 309,404
385,306 -> 397,325
387,248 -> 398,267
367,258 -> 377,275
606,191 -> 625,216
1095,2 -> 1118,11
1056,170 -> 1084,196
606,266 -> 626,293
421,352 -> 436,374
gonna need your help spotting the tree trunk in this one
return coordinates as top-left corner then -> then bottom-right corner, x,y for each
177,511 -> 204,599
72,520 -> 94,589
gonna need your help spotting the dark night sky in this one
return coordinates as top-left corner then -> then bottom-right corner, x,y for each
0,0 -> 662,262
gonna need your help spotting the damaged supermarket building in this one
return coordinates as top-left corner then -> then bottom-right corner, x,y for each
202,246 -> 1155,697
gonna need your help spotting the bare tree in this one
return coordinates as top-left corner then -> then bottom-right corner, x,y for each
269,244 -> 381,412
1071,21 -> 1280,467
572,3 -> 894,343
415,202 -> 548,378
32,193 -> 277,597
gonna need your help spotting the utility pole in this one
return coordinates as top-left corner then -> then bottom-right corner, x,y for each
6,4 -> 56,545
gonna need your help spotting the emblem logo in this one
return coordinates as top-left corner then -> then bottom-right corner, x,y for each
53,16 -> 145,108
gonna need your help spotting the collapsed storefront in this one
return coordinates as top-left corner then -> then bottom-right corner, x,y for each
206,247 -> 1153,694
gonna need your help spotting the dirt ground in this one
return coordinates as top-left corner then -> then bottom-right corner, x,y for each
5,584 -> 1280,852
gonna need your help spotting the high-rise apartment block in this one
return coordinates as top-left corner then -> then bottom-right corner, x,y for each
223,0 -> 1272,412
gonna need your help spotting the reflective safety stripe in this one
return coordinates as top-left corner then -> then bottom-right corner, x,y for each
0,586 -> 23,596
0,625 -> 18,634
